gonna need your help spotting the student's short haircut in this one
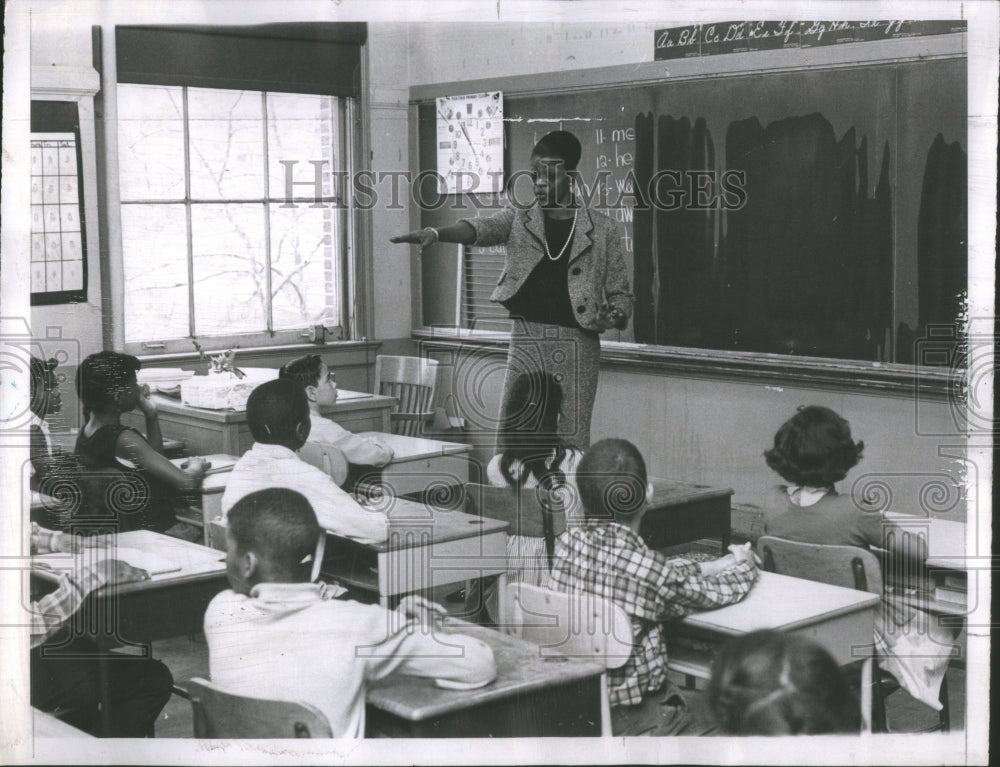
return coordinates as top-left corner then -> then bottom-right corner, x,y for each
279,354 -> 322,389
764,405 -> 864,487
708,629 -> 861,735
75,351 -> 141,411
227,488 -> 321,579
576,438 -> 647,521
29,356 -> 57,399
246,378 -> 309,444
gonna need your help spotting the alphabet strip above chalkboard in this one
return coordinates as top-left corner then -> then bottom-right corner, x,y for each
654,20 -> 966,60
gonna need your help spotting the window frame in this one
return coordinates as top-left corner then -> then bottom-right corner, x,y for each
103,40 -> 370,357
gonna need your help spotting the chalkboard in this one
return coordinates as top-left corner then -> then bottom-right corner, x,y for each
419,56 -> 966,363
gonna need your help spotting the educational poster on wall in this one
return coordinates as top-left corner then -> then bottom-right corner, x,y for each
29,131 -> 87,304
435,91 -> 504,194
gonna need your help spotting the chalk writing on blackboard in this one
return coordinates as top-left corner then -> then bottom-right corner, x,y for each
654,20 -> 966,60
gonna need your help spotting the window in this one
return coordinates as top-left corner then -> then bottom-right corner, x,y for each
118,83 -> 353,352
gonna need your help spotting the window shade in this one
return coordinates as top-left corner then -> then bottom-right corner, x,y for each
463,246 -> 510,330
116,23 -> 366,98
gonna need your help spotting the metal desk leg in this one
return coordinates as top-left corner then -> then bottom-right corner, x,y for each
860,657 -> 873,734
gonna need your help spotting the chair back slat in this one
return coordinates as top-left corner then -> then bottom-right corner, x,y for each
187,677 -> 333,738
373,355 -> 439,436
506,583 -> 632,670
757,535 -> 884,594
464,483 -> 567,540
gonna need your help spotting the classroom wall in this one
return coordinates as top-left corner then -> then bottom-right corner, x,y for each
24,18 -> 971,523
403,23 -> 971,523
30,23 -> 105,433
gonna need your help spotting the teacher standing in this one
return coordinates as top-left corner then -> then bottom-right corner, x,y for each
391,130 -> 633,449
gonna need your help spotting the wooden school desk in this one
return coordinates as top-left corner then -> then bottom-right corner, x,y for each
123,389 -> 397,456
666,571 -> 880,728
320,498 -> 508,615
366,619 -> 604,737
33,708 -> 94,738
350,432 -> 473,500
639,477 -> 734,554
169,454 -> 238,544
32,530 -> 228,735
884,512 -> 970,628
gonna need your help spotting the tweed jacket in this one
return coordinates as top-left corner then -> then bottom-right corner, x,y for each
461,203 -> 633,332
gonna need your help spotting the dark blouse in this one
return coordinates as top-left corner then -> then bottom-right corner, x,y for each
503,214 -> 578,327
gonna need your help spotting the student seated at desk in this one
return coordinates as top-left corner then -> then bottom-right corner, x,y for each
220,378 -> 387,545
762,405 -> 955,711
549,439 -> 759,736
708,630 -> 861,735
29,523 -> 173,737
204,488 -> 497,738
472,371 -> 583,621
74,352 -> 206,540
28,355 -> 62,488
279,353 -> 393,467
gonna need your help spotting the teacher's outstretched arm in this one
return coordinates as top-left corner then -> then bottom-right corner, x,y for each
390,222 -> 477,249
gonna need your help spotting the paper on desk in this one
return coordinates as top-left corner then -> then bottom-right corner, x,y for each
33,547 -> 182,577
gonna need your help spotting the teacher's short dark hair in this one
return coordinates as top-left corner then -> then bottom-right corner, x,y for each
531,130 -> 582,171
764,405 -> 864,487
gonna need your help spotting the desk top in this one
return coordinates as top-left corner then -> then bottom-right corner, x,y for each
33,708 -> 94,738
885,512 -> 967,569
366,620 -> 602,721
647,477 -> 734,507
102,530 -> 226,594
146,390 -> 397,423
679,571 -> 879,637
170,454 -> 237,493
359,432 -> 472,461
366,498 -> 508,552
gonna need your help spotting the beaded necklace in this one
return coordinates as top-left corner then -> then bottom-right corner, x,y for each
543,209 -> 578,261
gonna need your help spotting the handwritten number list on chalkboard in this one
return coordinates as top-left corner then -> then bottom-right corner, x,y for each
654,20 -> 966,60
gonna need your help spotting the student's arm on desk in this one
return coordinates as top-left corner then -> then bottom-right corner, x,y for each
315,494 -> 390,546
653,547 -> 759,619
31,558 -> 148,646
335,432 -> 394,468
364,603 -> 497,689
116,429 -> 207,491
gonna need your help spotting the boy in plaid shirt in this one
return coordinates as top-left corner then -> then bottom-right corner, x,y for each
549,438 -> 759,736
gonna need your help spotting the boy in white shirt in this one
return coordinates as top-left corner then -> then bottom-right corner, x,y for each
205,488 -> 496,737
220,378 -> 386,545
279,354 -> 393,467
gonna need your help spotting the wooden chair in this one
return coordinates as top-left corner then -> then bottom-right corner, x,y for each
505,582 -> 632,736
464,482 -> 568,621
373,355 -> 439,437
187,678 -> 333,738
757,536 -> 951,733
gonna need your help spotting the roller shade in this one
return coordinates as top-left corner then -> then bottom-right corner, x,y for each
116,23 -> 366,98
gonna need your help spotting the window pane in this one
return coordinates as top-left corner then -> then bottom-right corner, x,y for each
188,88 -> 265,200
121,204 -> 190,342
269,204 -> 340,330
191,204 -> 267,335
117,84 -> 186,200
267,93 -> 338,200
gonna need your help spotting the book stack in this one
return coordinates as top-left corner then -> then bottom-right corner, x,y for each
933,572 -> 967,606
